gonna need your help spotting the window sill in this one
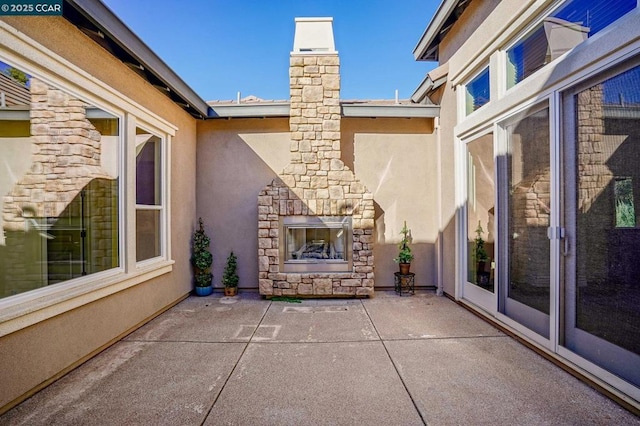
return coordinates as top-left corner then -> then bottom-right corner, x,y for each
0,260 -> 174,337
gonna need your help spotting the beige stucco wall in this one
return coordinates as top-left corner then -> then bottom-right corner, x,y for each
0,16 -> 197,411
344,118 -> 438,287
196,118 -> 292,291
196,116 -> 437,290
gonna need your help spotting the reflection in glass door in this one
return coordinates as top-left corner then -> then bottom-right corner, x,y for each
467,134 -> 495,292
563,64 -> 640,387
500,102 -> 551,339
462,132 -> 496,313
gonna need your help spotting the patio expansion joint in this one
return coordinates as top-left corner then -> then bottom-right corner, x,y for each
360,300 -> 428,426
199,299 -> 274,426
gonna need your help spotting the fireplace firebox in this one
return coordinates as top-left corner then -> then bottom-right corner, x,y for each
280,216 -> 352,273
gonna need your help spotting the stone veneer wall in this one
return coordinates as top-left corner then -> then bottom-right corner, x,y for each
257,53 -> 375,297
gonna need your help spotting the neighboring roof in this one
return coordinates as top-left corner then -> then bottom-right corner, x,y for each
413,0 -> 472,61
207,98 -> 439,119
63,0 -> 210,119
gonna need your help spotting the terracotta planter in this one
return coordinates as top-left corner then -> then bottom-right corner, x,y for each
399,263 -> 411,275
224,287 -> 237,297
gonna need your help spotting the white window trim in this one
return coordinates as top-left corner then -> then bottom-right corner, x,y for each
0,21 -> 177,337
461,65 -> 491,118
501,0 -> 639,96
456,9 -> 640,140
133,122 -> 170,266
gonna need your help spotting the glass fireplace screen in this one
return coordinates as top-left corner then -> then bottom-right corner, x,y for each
281,216 -> 352,272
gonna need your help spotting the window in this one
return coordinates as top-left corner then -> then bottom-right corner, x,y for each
466,133 -> 495,290
507,0 -> 636,88
465,67 -> 490,115
0,61 -> 120,298
135,127 -> 163,262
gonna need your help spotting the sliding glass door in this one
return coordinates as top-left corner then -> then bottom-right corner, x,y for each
562,63 -> 640,388
499,102 -> 551,339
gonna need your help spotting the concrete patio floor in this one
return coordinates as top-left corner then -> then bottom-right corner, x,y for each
1,290 -> 638,425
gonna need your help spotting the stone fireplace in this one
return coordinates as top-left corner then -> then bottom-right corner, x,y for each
257,18 -> 374,297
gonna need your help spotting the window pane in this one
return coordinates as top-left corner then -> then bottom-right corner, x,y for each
135,127 -> 162,262
136,209 -> 161,261
466,68 -> 490,114
466,133 -> 495,290
507,0 -> 636,88
136,131 -> 161,206
573,65 -> 640,355
506,104 -> 551,316
0,62 -> 119,298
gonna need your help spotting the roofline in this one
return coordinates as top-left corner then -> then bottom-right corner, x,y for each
412,0 -> 466,61
64,0 -> 210,118
208,103 -> 290,119
208,101 -> 440,119
341,103 -> 439,118
411,62 -> 449,103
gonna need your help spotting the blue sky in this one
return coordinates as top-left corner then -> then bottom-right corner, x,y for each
101,0 -> 439,102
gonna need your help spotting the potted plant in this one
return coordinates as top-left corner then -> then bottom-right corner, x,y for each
222,251 -> 239,297
191,217 -> 213,296
474,220 -> 490,285
393,220 -> 414,274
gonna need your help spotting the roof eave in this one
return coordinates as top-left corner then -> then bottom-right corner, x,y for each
208,103 -> 290,119
342,103 -> 439,118
207,102 -> 440,119
64,0 -> 210,118
413,0 -> 469,61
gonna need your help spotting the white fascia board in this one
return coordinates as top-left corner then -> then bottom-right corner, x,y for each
413,0 -> 460,61
341,104 -> 440,118
207,102 -> 439,119
411,75 -> 434,103
208,103 -> 290,118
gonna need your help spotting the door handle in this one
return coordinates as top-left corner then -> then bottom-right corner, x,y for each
560,228 -> 570,256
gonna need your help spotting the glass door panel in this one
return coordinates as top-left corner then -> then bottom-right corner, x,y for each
466,133 -> 495,293
500,102 -> 551,339
563,64 -> 640,387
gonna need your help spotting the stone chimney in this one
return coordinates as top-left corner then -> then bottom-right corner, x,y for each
288,17 -> 341,170
257,18 -> 375,298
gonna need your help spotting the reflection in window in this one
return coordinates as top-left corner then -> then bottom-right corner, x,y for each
505,103 -> 550,318
507,0 -> 636,88
135,128 -> 162,261
0,61 -> 119,298
573,64 -> 640,356
466,133 -> 495,290
466,68 -> 490,115
615,178 -> 636,228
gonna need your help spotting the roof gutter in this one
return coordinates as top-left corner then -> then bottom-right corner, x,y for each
64,0 -> 210,118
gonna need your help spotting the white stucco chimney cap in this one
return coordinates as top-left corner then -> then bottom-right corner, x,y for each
292,17 -> 337,54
